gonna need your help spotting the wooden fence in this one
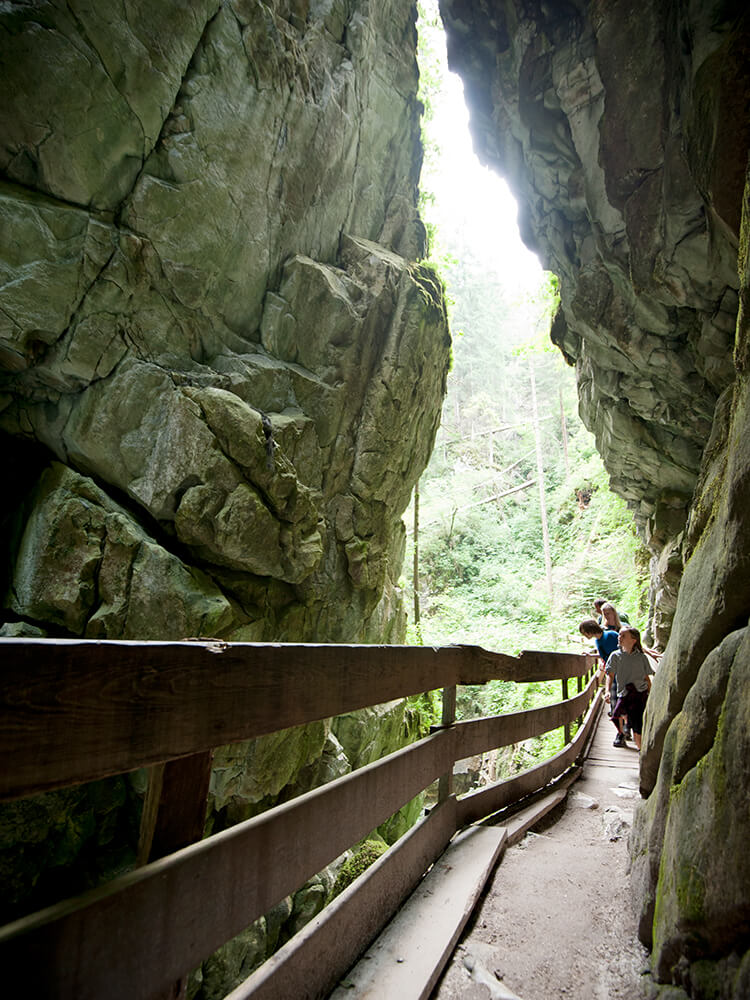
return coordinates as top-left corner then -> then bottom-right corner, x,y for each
0,638 -> 599,999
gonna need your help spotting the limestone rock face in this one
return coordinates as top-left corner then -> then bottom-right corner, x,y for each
1,0 -> 450,642
9,462 -> 235,638
439,1 -> 750,992
0,0 -> 450,948
628,166 -> 750,991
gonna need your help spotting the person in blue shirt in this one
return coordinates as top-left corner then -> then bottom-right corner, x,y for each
579,617 -> 619,674
579,619 -> 629,733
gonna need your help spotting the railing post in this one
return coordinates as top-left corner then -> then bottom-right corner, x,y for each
137,750 -> 214,1000
137,751 -> 213,865
438,685 -> 456,802
576,672 -> 584,729
561,677 -> 570,745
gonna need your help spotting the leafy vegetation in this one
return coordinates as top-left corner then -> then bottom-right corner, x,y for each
410,5 -> 651,776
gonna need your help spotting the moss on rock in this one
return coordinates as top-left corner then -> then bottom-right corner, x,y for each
330,838 -> 389,900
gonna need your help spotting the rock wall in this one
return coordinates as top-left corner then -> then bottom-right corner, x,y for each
629,165 -> 750,998
439,0 -> 750,994
440,0 -> 746,647
0,0 -> 450,966
1,0 -> 450,646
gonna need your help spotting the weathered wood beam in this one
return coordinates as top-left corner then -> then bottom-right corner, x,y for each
456,691 -> 603,827
0,730 -> 456,1000
230,798 -> 458,1000
137,751 -> 213,865
454,677 -> 595,761
135,752 -> 216,1000
0,639 -> 593,800
458,647 -> 596,685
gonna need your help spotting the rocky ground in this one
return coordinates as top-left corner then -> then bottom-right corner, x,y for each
432,717 -> 652,1000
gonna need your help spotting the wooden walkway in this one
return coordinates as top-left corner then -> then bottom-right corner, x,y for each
430,709 -> 646,999
583,702 -> 642,779
335,705 -> 643,1000
0,638 -> 599,1000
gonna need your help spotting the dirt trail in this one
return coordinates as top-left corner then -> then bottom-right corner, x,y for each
431,713 -> 651,1000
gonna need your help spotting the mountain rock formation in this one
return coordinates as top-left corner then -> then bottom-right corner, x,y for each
0,0 -> 450,975
439,0 -> 749,995
1,0 -> 450,646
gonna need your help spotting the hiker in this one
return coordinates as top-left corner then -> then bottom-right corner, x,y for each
599,602 -> 630,631
578,618 -> 632,737
578,618 -> 618,682
605,627 -> 655,750
601,603 -> 662,661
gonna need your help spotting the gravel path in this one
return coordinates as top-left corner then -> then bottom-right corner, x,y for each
431,714 -> 651,1000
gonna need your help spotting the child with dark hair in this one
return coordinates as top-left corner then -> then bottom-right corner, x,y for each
605,627 -> 655,750
579,618 -> 629,730
579,618 -> 619,676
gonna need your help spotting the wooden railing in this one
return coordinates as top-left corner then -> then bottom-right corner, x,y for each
0,638 -> 600,999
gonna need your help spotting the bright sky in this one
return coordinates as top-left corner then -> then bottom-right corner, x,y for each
420,20 -> 544,297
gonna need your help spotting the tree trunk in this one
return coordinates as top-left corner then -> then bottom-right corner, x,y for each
559,386 -> 569,478
530,358 -> 554,610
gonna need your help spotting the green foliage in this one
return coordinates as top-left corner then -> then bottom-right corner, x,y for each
416,0 -> 446,259
405,690 -> 441,737
330,839 -> 388,900
409,6 -> 649,792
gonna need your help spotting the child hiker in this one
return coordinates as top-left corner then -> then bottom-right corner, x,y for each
605,626 -> 655,749
579,618 -> 632,738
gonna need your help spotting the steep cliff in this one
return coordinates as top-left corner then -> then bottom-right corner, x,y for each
1,0 -> 450,645
0,0 -> 450,970
439,0 -> 749,994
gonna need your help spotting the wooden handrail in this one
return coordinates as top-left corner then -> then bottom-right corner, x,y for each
0,638 -> 599,998
0,730 -> 457,1000
232,690 -> 603,1000
0,639 -> 596,800
455,678 -> 594,760
232,798 -> 460,1000
457,692 -> 601,827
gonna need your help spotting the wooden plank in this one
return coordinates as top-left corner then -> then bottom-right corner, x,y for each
562,676 -> 571,745
328,824 -> 508,1000
136,764 -> 166,867
0,730 -> 456,1000
438,685 -> 457,803
505,788 -> 568,846
0,639 -> 462,799
454,679 -> 594,761
0,639 -> 592,801
584,703 -> 640,774
137,751 -> 213,864
456,692 -> 602,828
229,798 -> 459,1000
457,647 -> 596,684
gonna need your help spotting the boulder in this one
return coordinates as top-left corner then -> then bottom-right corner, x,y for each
0,3 -> 450,972
1,0 -> 449,646
8,463 -> 234,638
